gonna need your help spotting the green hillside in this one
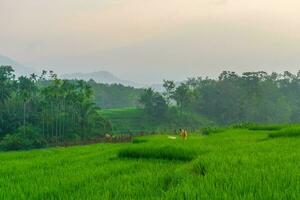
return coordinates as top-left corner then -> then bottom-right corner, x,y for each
1,127 -> 300,199
89,80 -> 144,109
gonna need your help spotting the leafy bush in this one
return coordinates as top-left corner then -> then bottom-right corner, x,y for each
269,127 -> 300,138
0,125 -> 47,151
118,145 -> 196,161
0,133 -> 30,150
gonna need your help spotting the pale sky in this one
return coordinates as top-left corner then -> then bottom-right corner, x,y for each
1,0 -> 300,83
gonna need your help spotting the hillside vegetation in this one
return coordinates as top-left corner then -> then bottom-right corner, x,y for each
0,66 -> 112,150
161,71 -> 300,124
0,126 -> 299,199
88,80 -> 144,109
99,107 -> 211,134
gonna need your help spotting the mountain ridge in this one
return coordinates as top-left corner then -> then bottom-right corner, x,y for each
0,54 -> 35,76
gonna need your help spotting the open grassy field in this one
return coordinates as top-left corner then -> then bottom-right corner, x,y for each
1,127 -> 300,199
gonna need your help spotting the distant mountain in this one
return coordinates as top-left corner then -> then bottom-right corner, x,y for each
62,71 -> 146,88
0,54 -> 35,76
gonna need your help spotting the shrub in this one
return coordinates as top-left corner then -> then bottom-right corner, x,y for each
0,125 -> 47,151
0,133 -> 31,150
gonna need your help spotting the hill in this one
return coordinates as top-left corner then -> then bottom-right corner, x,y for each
0,54 -> 35,76
88,80 -> 144,109
63,71 -> 166,91
0,127 -> 299,199
63,71 -> 145,88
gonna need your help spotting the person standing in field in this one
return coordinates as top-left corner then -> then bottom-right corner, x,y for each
179,129 -> 188,140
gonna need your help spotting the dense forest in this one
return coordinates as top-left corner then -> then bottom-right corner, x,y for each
145,71 -> 300,125
3,65 -> 300,150
0,66 -> 112,150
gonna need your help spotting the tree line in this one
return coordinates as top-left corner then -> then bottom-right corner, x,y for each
0,66 -> 111,150
140,71 -> 300,125
3,66 -> 300,149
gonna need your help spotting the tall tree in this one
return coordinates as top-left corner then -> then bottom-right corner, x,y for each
140,88 -> 168,120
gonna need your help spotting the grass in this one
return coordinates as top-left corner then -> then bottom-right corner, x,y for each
269,127 -> 300,138
201,126 -> 226,135
1,128 -> 300,199
98,107 -> 211,134
99,108 -> 159,134
248,124 -> 284,131
118,145 -> 196,161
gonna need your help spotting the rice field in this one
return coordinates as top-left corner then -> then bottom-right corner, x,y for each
0,127 -> 300,199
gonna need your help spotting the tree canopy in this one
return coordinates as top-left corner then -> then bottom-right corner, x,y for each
0,66 -> 112,150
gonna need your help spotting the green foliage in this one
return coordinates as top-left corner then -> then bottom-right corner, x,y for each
201,127 -> 225,135
1,128 -> 300,199
99,107 -> 210,134
173,83 -> 192,113
0,125 -> 47,150
162,80 -> 176,105
139,88 -> 168,120
0,65 -> 14,104
231,122 -> 255,129
248,124 -> 283,131
190,159 -> 207,176
118,145 -> 196,161
88,80 -> 144,109
99,108 -> 152,133
132,138 -> 148,144
0,133 -> 30,151
0,66 -> 112,149
269,127 -> 300,138
165,70 -> 300,124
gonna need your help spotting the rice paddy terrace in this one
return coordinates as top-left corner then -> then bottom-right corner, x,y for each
0,126 -> 300,199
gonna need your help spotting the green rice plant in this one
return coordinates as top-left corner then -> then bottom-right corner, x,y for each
132,138 -> 148,144
1,128 -> 300,199
269,127 -> 300,138
201,126 -> 225,135
118,145 -> 196,161
231,122 -> 254,129
248,124 -> 283,131
190,159 -> 207,176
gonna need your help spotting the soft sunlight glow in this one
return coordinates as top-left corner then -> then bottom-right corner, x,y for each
1,0 -> 300,82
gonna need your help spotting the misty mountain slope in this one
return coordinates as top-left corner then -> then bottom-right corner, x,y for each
0,54 -> 35,76
62,71 -> 146,88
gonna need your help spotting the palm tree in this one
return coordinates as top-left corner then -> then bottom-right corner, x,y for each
17,76 -> 36,134
0,66 -> 14,104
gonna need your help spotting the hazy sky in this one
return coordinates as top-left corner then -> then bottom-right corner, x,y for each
1,0 -> 300,83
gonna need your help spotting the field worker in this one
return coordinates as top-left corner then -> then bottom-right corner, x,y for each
179,129 -> 188,140
179,128 -> 183,138
183,129 -> 188,140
